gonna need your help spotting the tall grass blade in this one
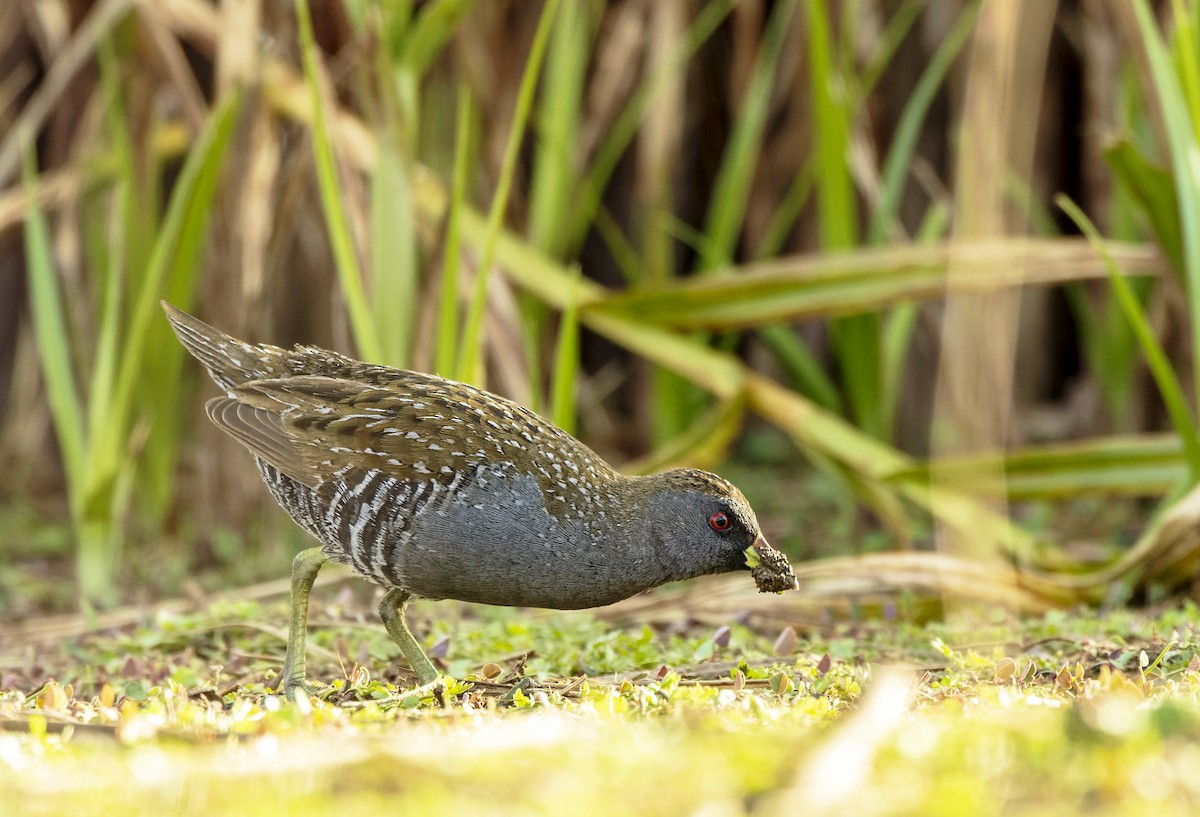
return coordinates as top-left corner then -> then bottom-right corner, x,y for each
1169,0 -> 1200,137
296,0 -> 381,361
455,0 -> 561,384
700,0 -> 796,271
566,0 -> 736,256
857,0 -> 923,96
623,396 -> 746,476
806,0 -> 880,438
370,140 -> 417,368
755,161 -> 814,260
435,86 -> 471,378
21,146 -> 86,492
867,1 -> 981,243
402,0 -> 474,77
1103,139 -> 1183,274
88,39 -> 133,449
757,324 -> 842,412
529,0 -> 589,260
525,0 -> 592,412
1064,275 -> 1152,432
806,0 -> 855,251
1132,0 -> 1200,416
549,265 -> 582,435
880,205 -> 950,439
135,103 -> 239,525
1058,194 -> 1200,480
103,93 -> 241,530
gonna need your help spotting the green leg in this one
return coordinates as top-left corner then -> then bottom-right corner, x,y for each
279,547 -> 327,699
378,588 -> 439,685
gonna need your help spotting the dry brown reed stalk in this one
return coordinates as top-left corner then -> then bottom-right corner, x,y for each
595,239 -> 1163,328
595,551 -> 1060,630
930,3 -> 1058,602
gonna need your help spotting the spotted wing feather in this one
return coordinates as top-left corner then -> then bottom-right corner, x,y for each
227,374 -> 619,523
227,375 -> 518,486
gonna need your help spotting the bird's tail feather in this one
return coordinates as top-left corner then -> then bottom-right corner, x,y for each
162,301 -> 288,392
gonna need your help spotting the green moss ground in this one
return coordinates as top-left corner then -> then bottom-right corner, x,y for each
4,593 -> 1200,815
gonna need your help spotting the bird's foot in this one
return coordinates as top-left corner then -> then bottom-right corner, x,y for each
277,675 -> 323,701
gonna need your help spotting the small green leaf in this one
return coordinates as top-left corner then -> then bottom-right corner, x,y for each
769,671 -> 794,695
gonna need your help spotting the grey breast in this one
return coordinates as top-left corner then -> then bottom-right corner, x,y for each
388,463 -> 601,608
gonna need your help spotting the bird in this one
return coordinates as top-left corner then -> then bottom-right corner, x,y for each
162,302 -> 798,696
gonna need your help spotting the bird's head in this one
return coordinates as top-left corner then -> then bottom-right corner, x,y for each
639,468 -> 798,592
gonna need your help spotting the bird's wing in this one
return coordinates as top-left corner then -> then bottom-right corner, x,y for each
212,374 -> 617,525
222,375 -> 513,488
205,397 -> 314,487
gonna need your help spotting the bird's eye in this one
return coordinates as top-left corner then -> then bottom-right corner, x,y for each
709,511 -> 731,532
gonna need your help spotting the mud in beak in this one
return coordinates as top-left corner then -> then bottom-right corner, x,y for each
747,535 -> 799,593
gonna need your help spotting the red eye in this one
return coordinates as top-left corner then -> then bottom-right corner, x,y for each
709,511 -> 731,532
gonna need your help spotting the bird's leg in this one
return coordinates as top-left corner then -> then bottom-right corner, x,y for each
279,546 -> 327,699
378,588 -> 439,685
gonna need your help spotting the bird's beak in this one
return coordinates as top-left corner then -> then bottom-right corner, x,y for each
752,534 -> 799,592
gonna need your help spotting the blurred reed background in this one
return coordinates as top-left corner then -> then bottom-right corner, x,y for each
1,0 -> 1198,617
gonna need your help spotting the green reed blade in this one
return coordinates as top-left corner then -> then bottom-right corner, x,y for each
296,0 -> 381,361
436,86 -> 472,378
1059,193 -> 1200,480
456,0 -> 561,384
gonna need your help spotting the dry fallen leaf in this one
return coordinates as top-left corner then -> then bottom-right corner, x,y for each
773,626 -> 798,657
